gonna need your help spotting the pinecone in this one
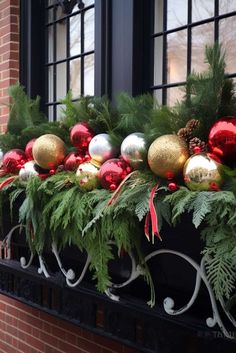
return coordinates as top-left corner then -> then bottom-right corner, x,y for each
177,119 -> 200,142
177,127 -> 190,141
189,137 -> 207,155
186,119 -> 200,131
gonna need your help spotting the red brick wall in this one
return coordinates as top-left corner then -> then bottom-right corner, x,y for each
0,0 -> 19,133
0,295 -> 138,353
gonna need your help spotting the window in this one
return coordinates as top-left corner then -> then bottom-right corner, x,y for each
151,0 -> 236,106
45,0 -> 95,121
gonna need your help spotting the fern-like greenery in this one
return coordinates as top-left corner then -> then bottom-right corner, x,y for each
1,44 -> 236,303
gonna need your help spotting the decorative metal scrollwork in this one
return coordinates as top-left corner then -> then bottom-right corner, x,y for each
2,226 -> 236,340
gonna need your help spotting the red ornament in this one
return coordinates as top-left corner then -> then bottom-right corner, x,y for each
99,158 -> 132,191
208,117 -> 236,163
64,152 -> 85,171
70,122 -> 95,150
25,139 -> 37,160
193,146 -> 201,154
168,182 -> 178,191
3,149 -> 27,174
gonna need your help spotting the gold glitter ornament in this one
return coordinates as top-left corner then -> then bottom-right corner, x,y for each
76,160 -> 100,191
148,134 -> 189,178
32,134 -> 66,170
183,153 -> 223,191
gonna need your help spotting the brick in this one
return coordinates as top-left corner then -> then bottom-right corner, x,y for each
49,324 -> 66,341
59,341 -> 84,353
40,331 -> 59,349
92,333 -> 123,353
76,337 -> 102,353
123,346 -> 138,353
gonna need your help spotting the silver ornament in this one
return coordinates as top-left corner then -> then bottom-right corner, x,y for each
19,161 -> 39,181
88,133 -> 118,164
183,153 -> 223,191
0,149 -> 3,167
76,161 -> 100,191
121,132 -> 147,169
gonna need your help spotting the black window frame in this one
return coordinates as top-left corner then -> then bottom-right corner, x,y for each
150,0 -> 236,105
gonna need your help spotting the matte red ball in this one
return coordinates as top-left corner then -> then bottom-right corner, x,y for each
3,149 -> 27,174
25,138 -> 37,160
64,152 -> 84,171
70,122 -> 95,150
99,158 -> 132,191
208,117 -> 236,163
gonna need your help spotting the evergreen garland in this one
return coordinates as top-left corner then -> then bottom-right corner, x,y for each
0,44 -> 236,305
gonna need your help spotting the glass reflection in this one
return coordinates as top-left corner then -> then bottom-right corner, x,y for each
84,8 -> 95,52
56,23 -> 67,60
84,54 -> 94,96
70,15 -> 81,56
219,0 -> 236,14
56,63 -> 67,100
167,30 -> 187,83
220,17 -> 236,73
154,36 -> 163,86
167,0 -> 187,30
192,0 -> 214,22
192,22 -> 214,73
154,0 -> 163,32
70,59 -> 81,98
167,86 -> 185,106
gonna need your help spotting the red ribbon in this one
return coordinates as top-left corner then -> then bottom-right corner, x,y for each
108,171 -> 138,206
144,183 -> 162,243
0,176 -> 17,190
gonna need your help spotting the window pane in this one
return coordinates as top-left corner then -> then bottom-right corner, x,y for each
153,89 -> 163,105
219,0 -> 236,14
47,26 -> 54,62
70,15 -> 81,56
192,0 -> 214,23
154,0 -> 163,32
48,66 -> 54,102
57,23 -> 67,60
84,8 -> 95,52
56,63 -> 67,100
191,22 -> 214,73
166,86 -> 185,106
56,104 -> 65,121
48,106 -> 54,122
84,54 -> 94,96
84,0 -> 95,6
219,17 -> 236,74
153,36 -> 163,85
70,59 -> 81,98
167,0 -> 187,30
167,30 -> 187,83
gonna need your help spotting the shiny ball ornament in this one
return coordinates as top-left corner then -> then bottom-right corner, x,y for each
99,158 -> 132,191
208,117 -> 236,163
3,149 -> 27,174
148,134 -> 189,179
89,133 -> 118,164
121,132 -> 147,169
70,122 -> 94,150
25,139 -> 37,160
32,134 -> 66,170
183,153 -> 223,191
19,161 -> 39,181
0,148 -> 3,167
76,161 -> 100,191
64,152 -> 84,171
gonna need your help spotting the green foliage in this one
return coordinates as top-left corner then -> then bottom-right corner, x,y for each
1,44 -> 236,302
182,43 -> 236,140
165,187 -> 236,299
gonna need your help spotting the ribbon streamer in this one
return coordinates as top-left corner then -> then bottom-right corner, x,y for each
144,183 -> 162,243
0,176 -> 17,190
